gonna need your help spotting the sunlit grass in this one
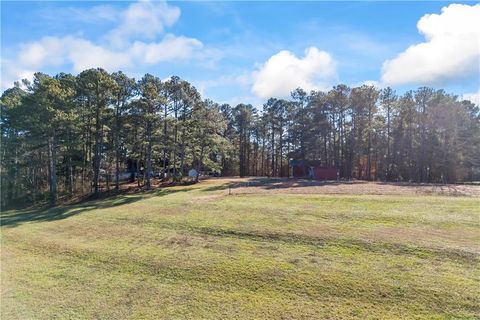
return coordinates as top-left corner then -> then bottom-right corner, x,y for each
1,179 -> 479,319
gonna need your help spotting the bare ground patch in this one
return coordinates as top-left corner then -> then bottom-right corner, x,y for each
211,178 -> 480,197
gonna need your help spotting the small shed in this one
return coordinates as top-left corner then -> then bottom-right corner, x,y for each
290,160 -> 339,180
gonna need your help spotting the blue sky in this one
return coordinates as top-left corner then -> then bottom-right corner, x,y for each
1,1 -> 479,106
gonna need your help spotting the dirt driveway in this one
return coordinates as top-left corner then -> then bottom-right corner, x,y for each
204,177 -> 480,197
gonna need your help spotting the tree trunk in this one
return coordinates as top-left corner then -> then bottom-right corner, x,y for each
173,102 -> 178,178
262,134 -> 265,176
145,121 -> 152,190
246,131 -> 250,176
47,134 -> 57,207
136,158 -> 141,187
67,129 -> 74,195
93,103 -> 102,197
279,120 -> 283,177
386,106 -> 391,180
367,106 -> 372,181
32,164 -> 37,205
163,103 -> 168,178
271,123 -> 275,176
196,145 -> 205,182
239,128 -> 244,177
179,120 -> 187,179
115,103 -> 121,191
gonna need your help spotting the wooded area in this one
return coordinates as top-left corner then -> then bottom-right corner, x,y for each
1,68 -> 479,207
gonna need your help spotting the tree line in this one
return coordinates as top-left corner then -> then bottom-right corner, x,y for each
1,68 -> 479,207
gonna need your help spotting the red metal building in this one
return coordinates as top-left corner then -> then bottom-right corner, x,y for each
290,160 -> 339,180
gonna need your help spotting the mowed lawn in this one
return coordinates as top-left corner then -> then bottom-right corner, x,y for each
1,179 -> 479,319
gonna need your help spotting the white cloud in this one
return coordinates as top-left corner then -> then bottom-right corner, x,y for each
252,47 -> 337,99
131,34 -> 203,64
1,37 -> 133,90
67,38 -> 133,72
9,33 -> 203,76
381,4 -> 480,86
1,1 -> 211,90
107,0 -> 181,47
18,36 -> 76,69
462,90 -> 480,106
1,60 -> 35,90
14,36 -> 132,74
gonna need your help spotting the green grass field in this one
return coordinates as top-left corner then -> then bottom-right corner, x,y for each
1,178 -> 479,319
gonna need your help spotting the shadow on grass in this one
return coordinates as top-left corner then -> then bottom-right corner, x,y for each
0,187 -> 192,228
185,225 -> 478,264
201,177 -> 367,192
202,177 -> 475,196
